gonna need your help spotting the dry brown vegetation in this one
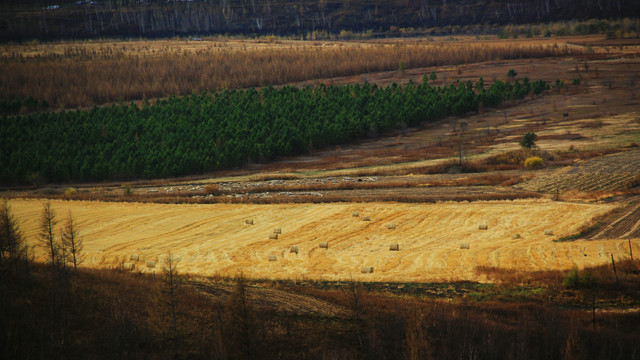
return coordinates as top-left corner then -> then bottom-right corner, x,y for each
0,37 -> 584,109
2,260 -> 639,359
477,259 -> 640,292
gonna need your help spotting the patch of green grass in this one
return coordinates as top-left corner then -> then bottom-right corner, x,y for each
555,222 -> 603,242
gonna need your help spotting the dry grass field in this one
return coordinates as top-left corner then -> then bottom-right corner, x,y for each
11,198 -> 635,282
0,35 -> 585,109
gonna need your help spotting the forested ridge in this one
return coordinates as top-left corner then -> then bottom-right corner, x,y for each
2,0 -> 639,41
0,76 -> 549,185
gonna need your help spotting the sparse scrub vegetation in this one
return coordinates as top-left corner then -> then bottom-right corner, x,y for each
483,149 -> 553,170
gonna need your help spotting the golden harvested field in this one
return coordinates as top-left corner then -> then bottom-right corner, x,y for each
11,198 -> 636,282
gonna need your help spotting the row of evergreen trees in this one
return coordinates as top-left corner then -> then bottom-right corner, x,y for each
0,75 -> 549,185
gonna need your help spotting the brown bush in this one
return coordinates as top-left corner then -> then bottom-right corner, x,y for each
204,184 -> 222,196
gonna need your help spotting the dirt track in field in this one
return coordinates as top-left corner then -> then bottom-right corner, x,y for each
10,198 -> 637,282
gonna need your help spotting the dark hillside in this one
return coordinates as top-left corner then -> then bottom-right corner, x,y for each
2,261 -> 640,359
2,0 -> 639,41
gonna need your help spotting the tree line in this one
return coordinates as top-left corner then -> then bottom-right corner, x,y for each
2,0 -> 638,41
0,74 -> 549,185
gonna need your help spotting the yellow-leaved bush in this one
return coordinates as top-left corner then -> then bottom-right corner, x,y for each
524,156 -> 544,169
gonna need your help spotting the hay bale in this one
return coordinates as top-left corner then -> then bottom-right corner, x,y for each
460,243 -> 470,249
544,229 -> 554,236
352,211 -> 360,217
129,254 -> 139,261
389,243 -> 399,251
244,219 -> 254,225
122,262 -> 135,271
269,233 -> 279,240
478,224 -> 488,230
146,261 -> 156,268
274,228 -> 282,234
512,234 -> 521,239
319,242 -> 329,249
290,246 -> 299,254
362,216 -> 371,221
268,255 -> 277,261
361,266 -> 374,274
387,223 -> 396,229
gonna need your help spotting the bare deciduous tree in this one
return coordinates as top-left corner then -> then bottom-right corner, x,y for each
162,252 -> 181,358
61,211 -> 82,271
227,273 -> 258,360
39,202 -> 58,266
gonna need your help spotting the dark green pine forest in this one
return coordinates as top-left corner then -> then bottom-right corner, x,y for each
0,76 -> 548,185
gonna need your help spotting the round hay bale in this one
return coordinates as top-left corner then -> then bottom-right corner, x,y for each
362,216 -> 371,221
290,246 -> 299,254
389,243 -> 400,251
146,261 -> 156,268
244,219 -> 254,225
129,254 -> 139,261
122,262 -> 135,271
387,223 -> 396,229
478,224 -> 488,230
274,228 -> 282,234
269,233 -> 279,240
512,234 -> 521,239
361,266 -> 374,274
544,229 -> 554,236
460,243 -> 470,249
268,255 -> 277,261
352,211 -> 360,217
319,242 -> 329,249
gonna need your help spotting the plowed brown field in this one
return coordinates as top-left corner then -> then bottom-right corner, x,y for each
10,198 -> 637,282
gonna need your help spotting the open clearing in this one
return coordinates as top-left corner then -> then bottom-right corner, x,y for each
11,198 -> 636,282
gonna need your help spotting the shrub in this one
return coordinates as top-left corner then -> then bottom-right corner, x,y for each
524,156 -> 544,169
204,184 -> 222,195
64,187 -> 77,197
563,267 -> 595,288
519,132 -> 537,149
122,184 -> 133,196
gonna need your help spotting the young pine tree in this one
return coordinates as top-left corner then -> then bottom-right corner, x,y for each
0,200 -> 27,267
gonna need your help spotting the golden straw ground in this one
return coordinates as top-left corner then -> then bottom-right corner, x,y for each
10,198 -> 637,282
